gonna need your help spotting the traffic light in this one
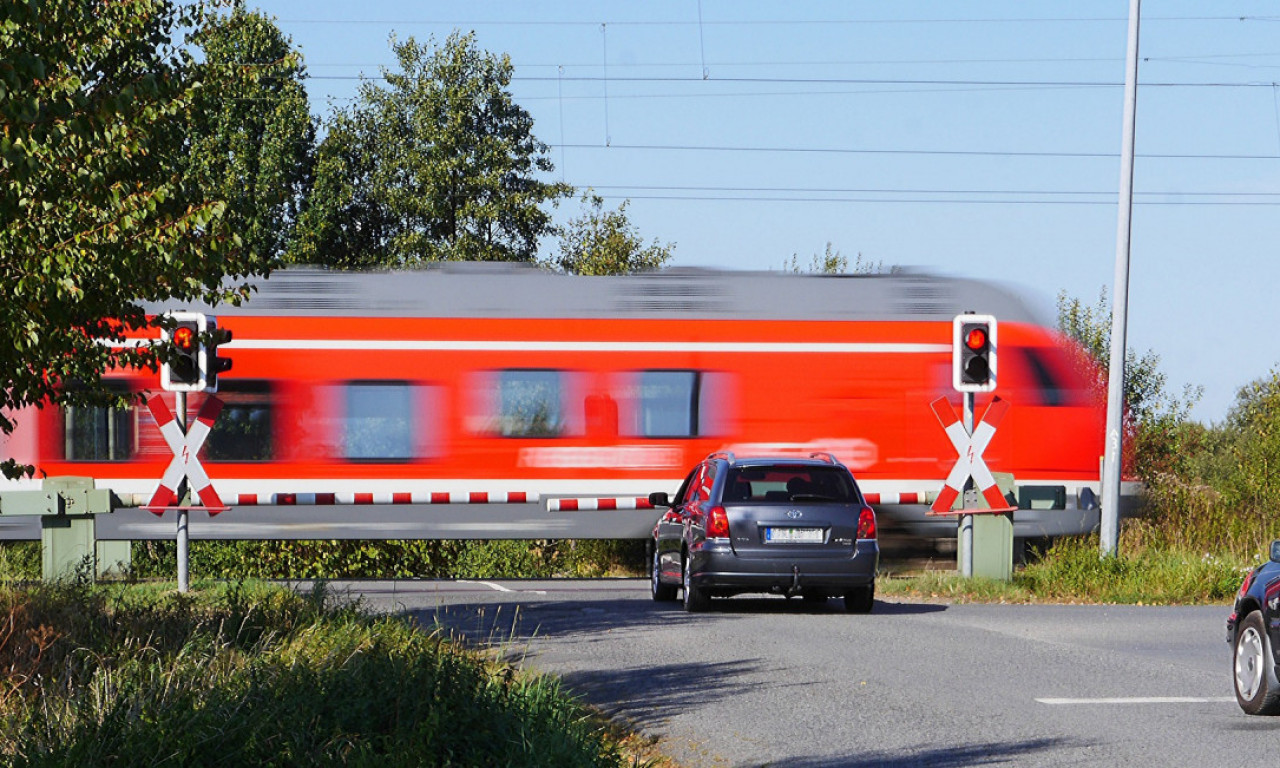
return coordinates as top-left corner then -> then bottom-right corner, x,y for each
206,319 -> 233,392
952,314 -> 997,393
161,312 -> 207,392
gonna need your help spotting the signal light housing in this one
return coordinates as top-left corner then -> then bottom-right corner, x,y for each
161,312 -> 207,392
952,314 -> 997,393
160,312 -> 232,393
206,319 -> 233,392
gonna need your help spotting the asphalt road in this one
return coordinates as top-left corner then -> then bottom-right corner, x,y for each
323,579 -> 1267,768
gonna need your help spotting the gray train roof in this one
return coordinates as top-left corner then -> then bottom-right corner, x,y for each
145,262 -> 1048,325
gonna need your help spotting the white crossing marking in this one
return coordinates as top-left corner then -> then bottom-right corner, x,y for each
458,580 -> 547,596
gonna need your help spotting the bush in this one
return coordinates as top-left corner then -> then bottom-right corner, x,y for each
126,539 -> 647,581
0,581 -> 633,767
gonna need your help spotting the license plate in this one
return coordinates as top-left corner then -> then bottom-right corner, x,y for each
765,527 -> 824,544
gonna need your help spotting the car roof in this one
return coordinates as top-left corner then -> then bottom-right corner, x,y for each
717,456 -> 847,469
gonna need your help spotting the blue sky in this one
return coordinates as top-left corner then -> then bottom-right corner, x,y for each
247,1 -> 1280,425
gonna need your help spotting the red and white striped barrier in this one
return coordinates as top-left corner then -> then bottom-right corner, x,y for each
863,492 -> 937,505
546,497 -> 655,512
548,494 -> 943,512
229,491 -> 538,506
127,487 -> 950,512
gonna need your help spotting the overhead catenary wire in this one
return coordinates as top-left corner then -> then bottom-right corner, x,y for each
274,15 -> 1280,27
306,73 -> 1280,88
552,142 -> 1280,161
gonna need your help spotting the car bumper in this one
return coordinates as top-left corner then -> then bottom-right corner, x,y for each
688,539 -> 879,592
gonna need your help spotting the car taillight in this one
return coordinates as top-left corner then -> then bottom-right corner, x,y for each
707,506 -> 730,538
1239,569 -> 1256,597
857,506 -> 877,540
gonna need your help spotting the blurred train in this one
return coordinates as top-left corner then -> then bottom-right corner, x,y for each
0,263 -> 1122,538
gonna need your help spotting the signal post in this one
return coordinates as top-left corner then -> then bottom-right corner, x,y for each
155,311 -> 232,592
931,314 -> 1016,580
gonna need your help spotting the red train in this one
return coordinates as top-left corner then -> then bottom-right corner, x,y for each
0,263 -> 1116,538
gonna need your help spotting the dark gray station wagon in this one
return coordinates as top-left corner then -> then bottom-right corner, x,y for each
649,452 -> 879,612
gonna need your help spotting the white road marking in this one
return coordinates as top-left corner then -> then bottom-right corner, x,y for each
458,580 -> 547,596
1036,696 -> 1235,705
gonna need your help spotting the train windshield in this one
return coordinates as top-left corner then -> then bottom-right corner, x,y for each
724,465 -> 859,503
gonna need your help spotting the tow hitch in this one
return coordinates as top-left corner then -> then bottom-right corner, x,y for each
786,564 -> 801,597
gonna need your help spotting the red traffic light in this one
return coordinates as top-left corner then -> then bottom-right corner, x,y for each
952,314 -> 997,393
964,327 -> 987,351
173,326 -> 197,352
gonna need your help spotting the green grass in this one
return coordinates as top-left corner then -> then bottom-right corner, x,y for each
0,580 -> 661,767
880,533 -> 1254,605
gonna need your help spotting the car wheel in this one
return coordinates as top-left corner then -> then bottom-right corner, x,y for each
844,583 -> 874,614
682,553 -> 710,612
651,544 -> 678,602
1234,611 -> 1280,715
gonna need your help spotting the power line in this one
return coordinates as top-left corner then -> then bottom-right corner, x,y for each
584,183 -> 1280,198
275,16 -> 1280,27
303,52 -> 1280,71
307,72 -> 1280,88
555,143 -> 1280,161
584,192 -> 1280,206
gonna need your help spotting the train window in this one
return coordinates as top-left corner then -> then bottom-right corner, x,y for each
636,370 -> 699,437
621,370 -> 732,438
494,370 -> 566,437
1020,347 -> 1086,407
204,381 -> 274,462
343,381 -> 414,460
63,388 -> 135,461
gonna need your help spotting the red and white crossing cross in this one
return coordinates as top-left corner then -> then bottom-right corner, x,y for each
929,396 -> 1016,514
145,395 -> 226,515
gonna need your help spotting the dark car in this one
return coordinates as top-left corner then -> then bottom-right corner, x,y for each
1228,540 -> 1280,714
648,452 -> 879,612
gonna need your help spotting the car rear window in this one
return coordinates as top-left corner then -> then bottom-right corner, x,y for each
724,465 -> 858,503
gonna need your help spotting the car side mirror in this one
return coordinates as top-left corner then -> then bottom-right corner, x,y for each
1270,540 -> 1280,564
649,491 -> 671,507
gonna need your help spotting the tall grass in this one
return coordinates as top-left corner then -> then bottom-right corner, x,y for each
881,532 -> 1251,606
0,581 -> 649,767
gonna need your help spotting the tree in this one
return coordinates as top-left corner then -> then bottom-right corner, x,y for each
551,192 -> 674,275
785,242 -> 896,274
0,0 -> 274,477
290,32 -> 571,268
185,1 -> 314,263
1057,287 -> 1200,476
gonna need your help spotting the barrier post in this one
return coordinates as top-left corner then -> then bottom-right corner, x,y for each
175,391 -> 190,593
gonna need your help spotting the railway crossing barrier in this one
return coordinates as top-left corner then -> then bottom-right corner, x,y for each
0,476 -> 1083,584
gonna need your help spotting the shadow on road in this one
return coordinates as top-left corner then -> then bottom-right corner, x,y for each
698,597 -> 948,616
752,737 -> 1086,767
563,659 -> 763,729
403,594 -> 947,651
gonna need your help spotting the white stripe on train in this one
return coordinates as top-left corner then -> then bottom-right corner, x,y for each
114,338 -> 951,354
